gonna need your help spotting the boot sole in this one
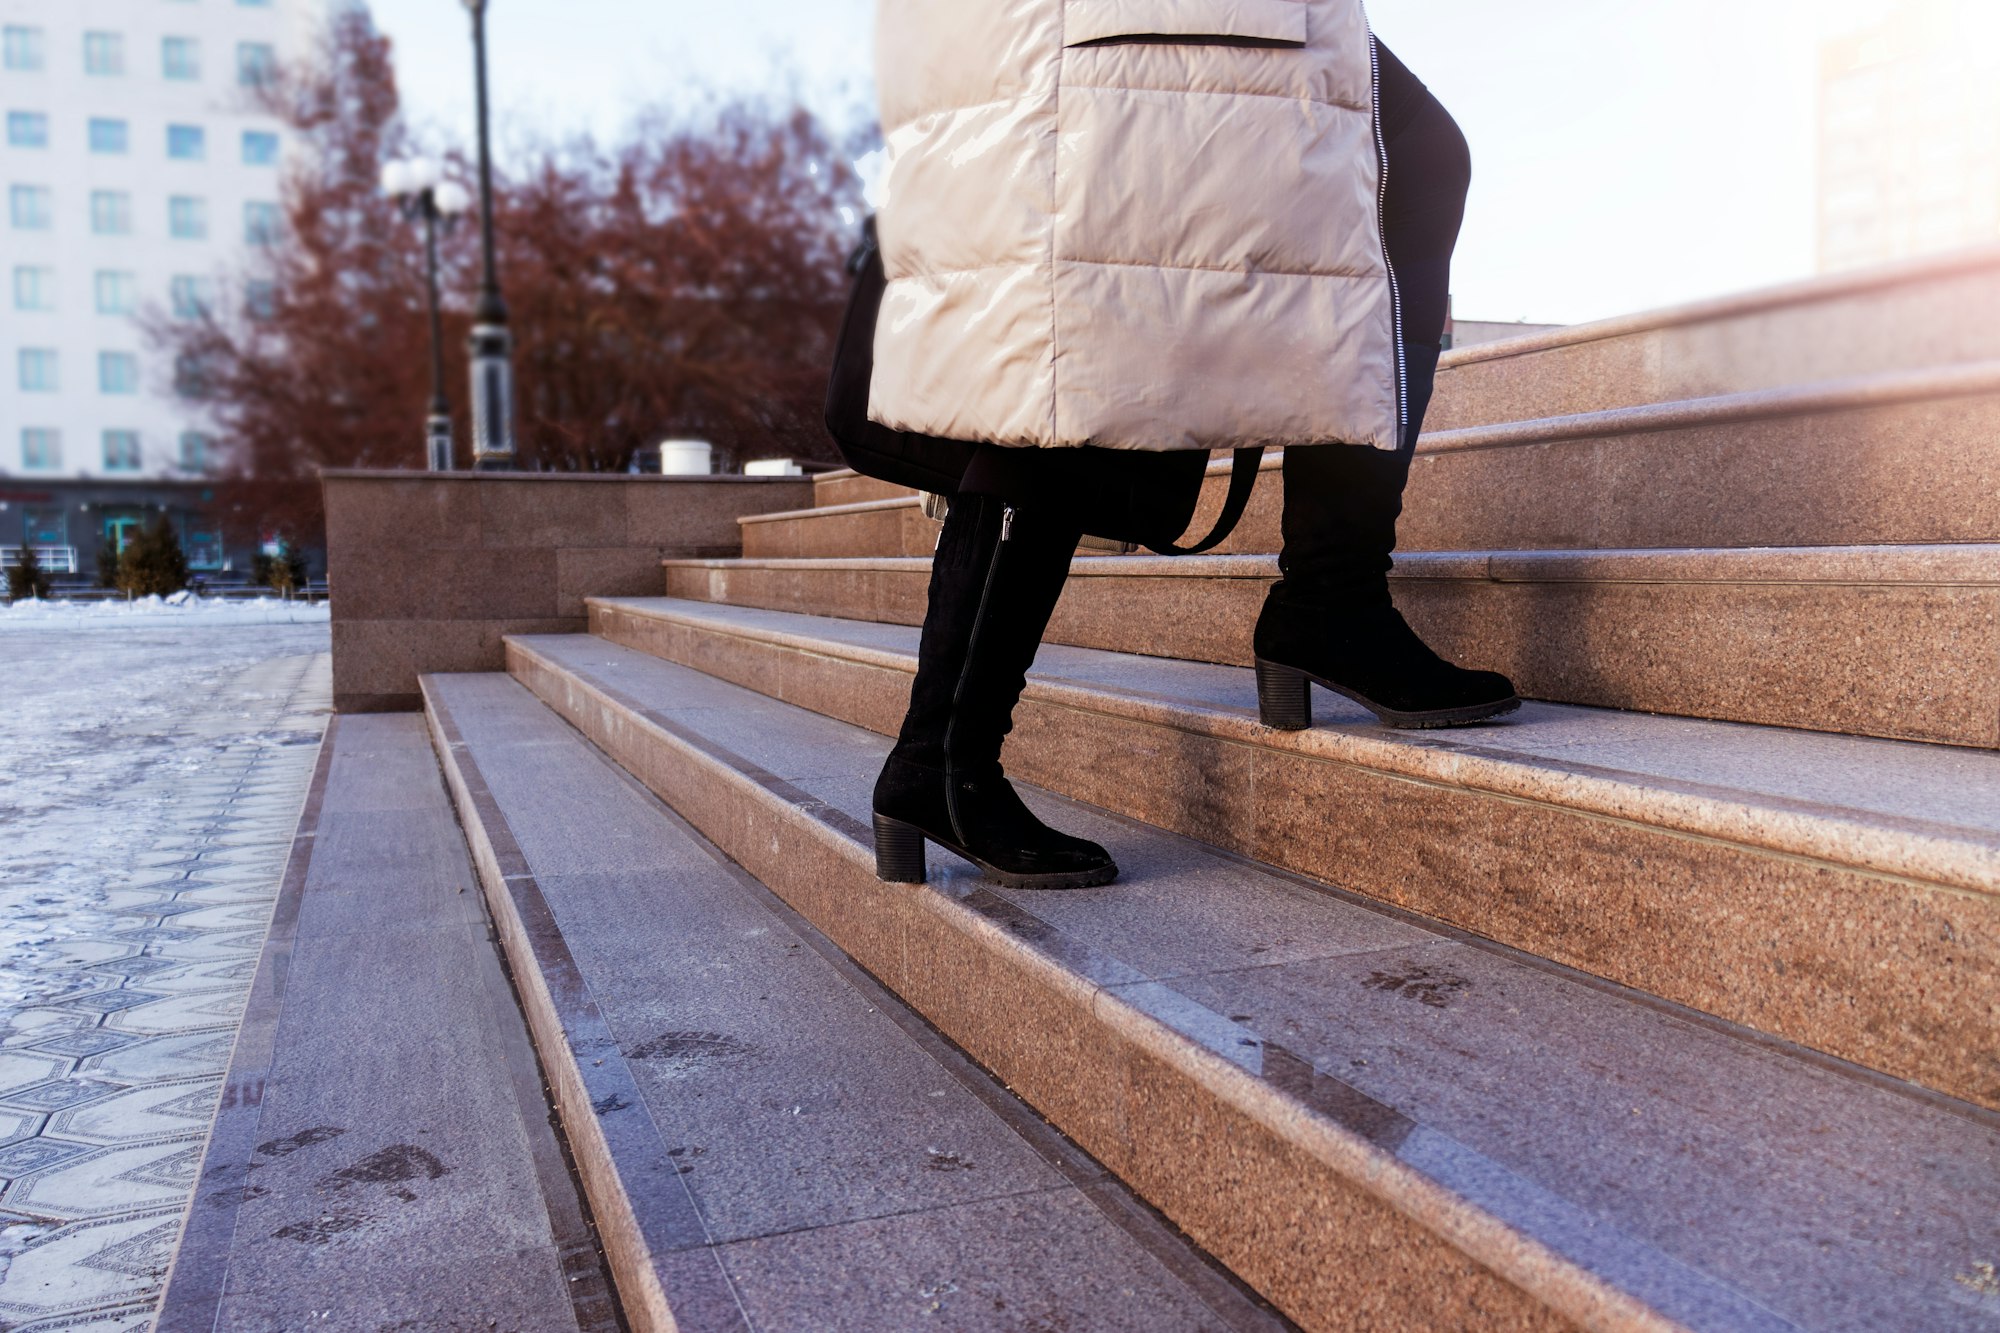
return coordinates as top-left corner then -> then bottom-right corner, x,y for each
872,813 -> 1119,890
1254,657 -> 1521,731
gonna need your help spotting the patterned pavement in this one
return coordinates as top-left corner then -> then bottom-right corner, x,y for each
0,630 -> 331,1331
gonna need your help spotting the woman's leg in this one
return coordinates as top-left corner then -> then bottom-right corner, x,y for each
873,483 -> 1116,888
1255,45 -> 1518,729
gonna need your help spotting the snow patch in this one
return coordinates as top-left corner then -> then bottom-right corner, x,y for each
0,595 -> 330,629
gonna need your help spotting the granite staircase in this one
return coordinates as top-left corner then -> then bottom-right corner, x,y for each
677,243 -> 2000,750
420,249 -> 2000,1331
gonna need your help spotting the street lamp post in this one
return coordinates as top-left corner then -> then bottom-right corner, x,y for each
462,0 -> 516,471
382,159 -> 470,470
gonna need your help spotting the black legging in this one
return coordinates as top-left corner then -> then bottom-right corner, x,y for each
1275,41 -> 1470,593
1375,39 -> 1470,359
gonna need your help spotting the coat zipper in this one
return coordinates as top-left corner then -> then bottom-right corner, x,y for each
942,503 -> 1014,846
1367,30 -> 1409,445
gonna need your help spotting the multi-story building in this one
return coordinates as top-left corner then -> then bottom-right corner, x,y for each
1,0 -> 333,584
1818,0 -> 2000,273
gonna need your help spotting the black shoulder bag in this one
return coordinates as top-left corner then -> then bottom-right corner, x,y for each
824,219 -> 1263,556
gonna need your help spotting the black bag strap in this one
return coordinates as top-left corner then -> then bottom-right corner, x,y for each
1148,447 -> 1265,556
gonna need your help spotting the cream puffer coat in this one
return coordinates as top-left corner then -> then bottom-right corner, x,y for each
870,0 -> 1403,454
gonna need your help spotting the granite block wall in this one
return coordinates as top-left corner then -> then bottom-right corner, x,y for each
323,470 -> 812,711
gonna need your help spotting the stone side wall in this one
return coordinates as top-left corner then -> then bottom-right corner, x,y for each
322,470 -> 813,712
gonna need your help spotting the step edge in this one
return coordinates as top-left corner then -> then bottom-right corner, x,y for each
662,543 -> 2000,586
580,599 -> 2000,897
1419,360 -> 2000,455
1437,242 -> 2000,370
421,676 -> 711,1333
739,495 -> 923,526
503,636 -> 1702,1333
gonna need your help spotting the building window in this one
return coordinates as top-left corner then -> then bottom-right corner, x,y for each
244,201 -> 281,246
168,195 -> 207,239
83,32 -> 125,77
236,42 -> 275,87
242,130 -> 280,166
21,428 -> 61,471
7,111 -> 48,148
167,124 -> 204,161
91,190 -> 132,235
162,37 -> 200,82
170,275 -> 215,319
238,0 -> 274,8
179,431 -> 211,471
12,265 -> 55,311
184,524 -> 225,569
24,505 -> 67,547
19,348 -> 58,392
99,351 -> 140,395
245,279 -> 277,319
3,27 -> 45,72
175,353 -> 213,399
95,270 -> 138,315
10,184 -> 53,229
103,430 -> 142,473
89,118 -> 128,155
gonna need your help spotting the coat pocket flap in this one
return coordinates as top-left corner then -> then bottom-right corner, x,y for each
1064,0 -> 1307,47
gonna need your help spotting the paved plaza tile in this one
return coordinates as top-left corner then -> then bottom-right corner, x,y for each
0,626 -> 330,1329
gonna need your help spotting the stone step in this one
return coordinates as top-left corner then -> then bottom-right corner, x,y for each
661,543 -> 2000,749
419,672 -> 1288,1333
1405,361 -> 2000,552
158,714 -> 620,1332
741,495 -> 937,560
748,363 -> 2000,560
500,628 -> 2000,1333
1428,242 -> 2000,431
812,468 -> 915,509
582,596 -> 2000,1111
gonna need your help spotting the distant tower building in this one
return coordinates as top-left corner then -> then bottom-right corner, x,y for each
1,0 -> 342,579
1817,1 -> 2000,273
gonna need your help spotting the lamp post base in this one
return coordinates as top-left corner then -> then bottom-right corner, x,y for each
468,321 -> 516,472
426,414 -> 454,471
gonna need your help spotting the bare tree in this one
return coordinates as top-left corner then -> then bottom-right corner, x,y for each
151,10 -> 866,551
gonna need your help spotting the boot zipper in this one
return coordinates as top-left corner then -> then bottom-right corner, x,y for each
943,502 -> 1014,847
1367,29 -> 1409,445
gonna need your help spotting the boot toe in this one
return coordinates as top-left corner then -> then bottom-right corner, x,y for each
1461,669 -> 1518,706
995,834 -> 1115,878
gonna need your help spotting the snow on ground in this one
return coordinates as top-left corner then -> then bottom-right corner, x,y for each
0,621 -> 332,1324
0,593 -> 328,630
0,620 -> 330,1022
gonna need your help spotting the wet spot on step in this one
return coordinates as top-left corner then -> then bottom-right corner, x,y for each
255,1125 -> 345,1158
592,1092 -> 632,1115
925,1148 -> 974,1172
1362,966 -> 1470,1009
318,1144 -> 449,1192
272,1212 -> 370,1244
624,1030 -> 753,1077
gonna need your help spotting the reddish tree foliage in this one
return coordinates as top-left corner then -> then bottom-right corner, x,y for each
152,10 -> 866,549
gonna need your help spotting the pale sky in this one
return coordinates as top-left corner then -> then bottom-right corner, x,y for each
369,0 -> 1896,325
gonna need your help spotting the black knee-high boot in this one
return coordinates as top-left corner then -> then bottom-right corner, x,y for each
872,493 -> 1117,889
1253,341 -> 1519,729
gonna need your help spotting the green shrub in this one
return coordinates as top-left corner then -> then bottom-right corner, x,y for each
114,516 -> 190,598
6,546 -> 52,602
96,539 -> 122,589
253,548 -> 309,595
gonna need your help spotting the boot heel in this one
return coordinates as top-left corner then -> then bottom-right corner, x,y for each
873,814 -> 928,883
1255,659 -> 1312,730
